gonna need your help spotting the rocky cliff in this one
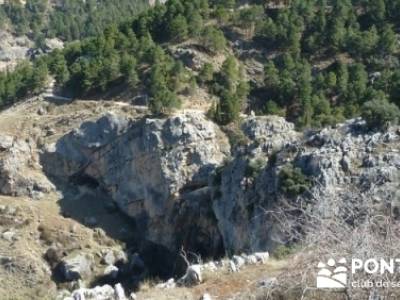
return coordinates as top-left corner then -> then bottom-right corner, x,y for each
40,111 -> 400,258
0,98 -> 400,299
43,112 -> 230,257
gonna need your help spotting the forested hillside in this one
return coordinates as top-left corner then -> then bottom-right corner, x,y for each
2,0 -> 400,129
0,0 -> 148,42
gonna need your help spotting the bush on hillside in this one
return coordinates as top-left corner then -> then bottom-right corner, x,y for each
361,98 -> 400,130
279,165 -> 310,197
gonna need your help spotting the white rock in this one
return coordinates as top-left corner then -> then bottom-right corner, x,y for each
103,265 -> 119,279
156,278 -> 176,289
254,252 -> 269,264
228,260 -> 237,273
102,250 -> 116,265
200,293 -> 212,300
179,265 -> 202,286
232,255 -> 245,269
69,285 -> 115,300
114,283 -> 126,300
244,254 -> 258,265
2,230 -> 16,241
129,292 -> 137,300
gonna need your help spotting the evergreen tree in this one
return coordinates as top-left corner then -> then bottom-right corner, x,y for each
168,14 -> 189,42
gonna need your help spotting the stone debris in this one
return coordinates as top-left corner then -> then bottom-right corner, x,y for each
61,284 -> 125,300
156,278 -> 176,289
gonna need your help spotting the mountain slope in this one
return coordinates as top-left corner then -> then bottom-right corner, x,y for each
1,0 -> 400,130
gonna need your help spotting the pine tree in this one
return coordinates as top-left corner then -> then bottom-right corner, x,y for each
168,14 -> 189,42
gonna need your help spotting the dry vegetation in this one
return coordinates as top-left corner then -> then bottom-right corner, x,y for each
254,183 -> 400,300
136,260 -> 287,300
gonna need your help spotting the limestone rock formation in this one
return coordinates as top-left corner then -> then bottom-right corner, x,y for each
0,135 -> 54,198
213,117 -> 400,253
42,110 -> 400,262
44,112 -> 230,255
0,30 -> 32,71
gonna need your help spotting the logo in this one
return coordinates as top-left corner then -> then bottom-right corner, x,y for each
317,258 -> 347,288
317,257 -> 400,289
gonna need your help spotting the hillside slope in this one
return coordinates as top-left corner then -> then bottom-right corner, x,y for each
1,1 -> 400,300
1,0 -> 400,130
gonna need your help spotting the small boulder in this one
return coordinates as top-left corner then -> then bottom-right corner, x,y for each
200,293 -> 212,300
60,252 -> 94,281
129,292 -> 137,300
101,250 -> 116,266
228,260 -> 237,273
68,285 -> 115,300
0,136 -> 13,150
115,250 -> 128,265
103,265 -> 119,279
244,254 -> 258,265
254,252 -> 269,264
2,230 -> 16,242
114,283 -> 126,300
178,265 -> 202,286
232,255 -> 245,269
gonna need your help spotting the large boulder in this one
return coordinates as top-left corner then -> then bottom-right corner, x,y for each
44,112 -> 230,255
59,251 -> 94,281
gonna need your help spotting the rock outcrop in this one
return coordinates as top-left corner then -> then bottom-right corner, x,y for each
212,116 -> 300,253
0,135 -> 54,198
213,117 -> 400,253
42,110 -> 400,261
0,30 -> 32,71
43,112 -> 230,256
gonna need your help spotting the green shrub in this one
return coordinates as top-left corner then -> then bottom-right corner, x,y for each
361,98 -> 400,130
245,158 -> 266,178
279,165 -> 310,197
264,100 -> 285,117
272,244 -> 297,260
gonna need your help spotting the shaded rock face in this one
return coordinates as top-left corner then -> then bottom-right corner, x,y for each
213,118 -> 400,254
43,112 -> 230,256
213,116 -> 300,254
0,135 -> 54,198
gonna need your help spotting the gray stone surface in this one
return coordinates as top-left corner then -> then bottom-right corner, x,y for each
60,252 -> 94,281
0,135 -> 54,197
44,112 -> 400,258
44,112 -> 229,253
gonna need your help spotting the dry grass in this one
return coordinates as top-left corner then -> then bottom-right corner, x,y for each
136,259 -> 287,300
